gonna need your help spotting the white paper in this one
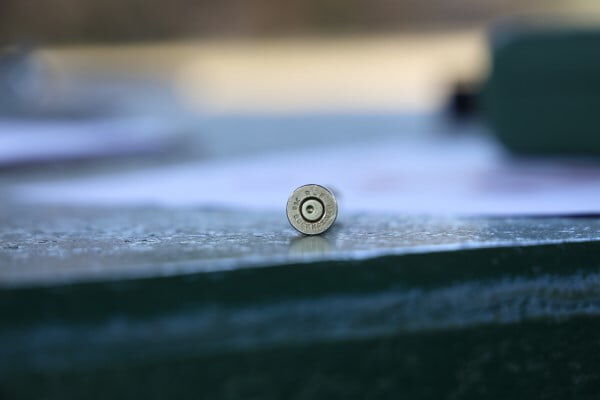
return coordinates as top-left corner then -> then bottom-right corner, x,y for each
9,130 -> 600,215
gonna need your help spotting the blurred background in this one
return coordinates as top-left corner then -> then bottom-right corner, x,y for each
1,0 -> 599,215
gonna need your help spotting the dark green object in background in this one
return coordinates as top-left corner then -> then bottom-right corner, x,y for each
483,23 -> 600,156
2,206 -> 600,399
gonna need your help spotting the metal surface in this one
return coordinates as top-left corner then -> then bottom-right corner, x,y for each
287,184 -> 338,235
301,198 -> 324,222
1,205 -> 600,287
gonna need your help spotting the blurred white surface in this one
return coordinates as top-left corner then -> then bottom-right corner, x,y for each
0,118 -> 178,166
8,114 -> 600,216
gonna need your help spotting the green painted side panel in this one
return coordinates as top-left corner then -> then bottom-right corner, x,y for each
4,318 -> 600,399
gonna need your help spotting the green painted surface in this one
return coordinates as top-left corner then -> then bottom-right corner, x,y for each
483,25 -> 600,155
1,205 -> 600,398
5,318 -> 600,399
